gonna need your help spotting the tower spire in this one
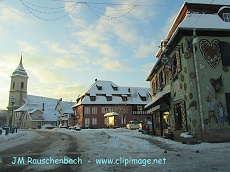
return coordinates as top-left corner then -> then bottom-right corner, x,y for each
12,54 -> 28,77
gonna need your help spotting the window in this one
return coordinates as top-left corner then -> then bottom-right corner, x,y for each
92,118 -> 97,125
107,96 -> 112,101
102,107 -> 109,113
85,118 -> 90,127
21,82 -> 24,89
12,81 -> 15,89
90,96 -> 96,101
151,80 -> 156,95
121,117 -> 126,124
137,105 -> 143,111
141,96 -> 146,101
220,41 -> 230,66
84,107 -> 90,114
223,13 -> 230,22
92,107 -> 97,114
97,85 -> 102,90
104,118 -> 107,125
109,107 -> 114,112
112,85 -> 118,91
122,96 -> 127,101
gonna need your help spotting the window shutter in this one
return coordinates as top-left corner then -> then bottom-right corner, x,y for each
220,41 -> 230,66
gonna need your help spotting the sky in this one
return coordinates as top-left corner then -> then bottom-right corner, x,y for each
0,0 -> 229,110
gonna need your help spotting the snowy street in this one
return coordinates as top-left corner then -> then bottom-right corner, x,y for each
0,128 -> 230,172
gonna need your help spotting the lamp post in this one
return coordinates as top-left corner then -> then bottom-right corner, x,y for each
10,96 -> 15,128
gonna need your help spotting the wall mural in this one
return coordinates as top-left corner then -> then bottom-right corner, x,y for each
216,101 -> 228,127
204,75 -> 227,128
199,39 -> 221,69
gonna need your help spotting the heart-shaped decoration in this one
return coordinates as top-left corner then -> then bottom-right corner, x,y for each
199,64 -> 206,71
199,39 -> 221,68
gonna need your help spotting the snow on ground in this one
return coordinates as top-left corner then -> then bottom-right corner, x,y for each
1,128 -> 230,171
0,129 -> 39,151
56,128 -> 230,172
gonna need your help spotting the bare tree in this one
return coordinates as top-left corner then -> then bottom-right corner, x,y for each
114,104 -> 129,127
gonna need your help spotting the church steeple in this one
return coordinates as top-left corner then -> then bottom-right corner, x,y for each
12,55 -> 28,77
7,55 -> 29,126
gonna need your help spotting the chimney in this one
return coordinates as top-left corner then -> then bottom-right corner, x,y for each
42,103 -> 44,111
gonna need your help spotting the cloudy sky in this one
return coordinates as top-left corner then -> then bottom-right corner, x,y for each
0,0 -> 229,109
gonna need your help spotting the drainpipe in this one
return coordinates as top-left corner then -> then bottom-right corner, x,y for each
192,29 -> 205,141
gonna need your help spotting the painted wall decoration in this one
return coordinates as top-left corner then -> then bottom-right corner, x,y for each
181,101 -> 187,131
189,101 -> 197,110
189,72 -> 196,79
205,75 -> 225,128
184,83 -> 187,91
216,101 -> 228,127
199,39 -> 221,69
205,94 -> 218,127
199,64 -> 206,71
189,93 -> 193,99
184,67 -> 187,73
184,52 -> 191,59
180,74 -> 184,82
222,66 -> 229,73
176,50 -> 181,72
210,75 -> 223,94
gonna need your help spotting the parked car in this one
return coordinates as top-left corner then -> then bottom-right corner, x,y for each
74,124 -> 81,131
68,125 -> 75,130
126,121 -> 140,130
41,124 -> 55,129
59,124 -> 68,128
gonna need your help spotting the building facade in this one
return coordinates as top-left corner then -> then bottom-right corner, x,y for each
73,79 -> 152,128
146,2 -> 230,142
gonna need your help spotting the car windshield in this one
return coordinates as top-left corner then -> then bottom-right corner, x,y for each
132,121 -> 139,124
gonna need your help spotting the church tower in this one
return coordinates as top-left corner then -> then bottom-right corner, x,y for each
7,55 -> 28,126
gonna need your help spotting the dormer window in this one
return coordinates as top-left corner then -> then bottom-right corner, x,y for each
90,96 -> 96,101
97,85 -> 102,90
223,13 -> 230,22
141,97 -> 147,101
122,95 -> 128,101
107,96 -> 112,101
113,86 -> 118,91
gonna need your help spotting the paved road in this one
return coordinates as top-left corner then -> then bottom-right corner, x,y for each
0,130 -> 81,172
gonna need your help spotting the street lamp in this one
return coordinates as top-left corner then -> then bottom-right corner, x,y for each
10,95 -> 15,127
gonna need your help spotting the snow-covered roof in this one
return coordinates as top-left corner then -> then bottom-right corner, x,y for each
59,101 -> 74,114
179,13 -> 230,30
145,85 -> 171,109
15,95 -> 60,121
73,80 -> 151,107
